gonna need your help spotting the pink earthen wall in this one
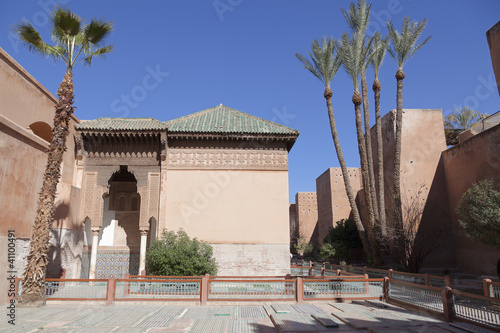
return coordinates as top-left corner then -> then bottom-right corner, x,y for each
294,192 -> 318,244
0,116 -> 48,238
487,21 -> 500,96
316,167 -> 363,245
371,109 -> 456,268
442,124 -> 500,275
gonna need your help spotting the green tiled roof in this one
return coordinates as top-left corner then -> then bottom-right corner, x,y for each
164,104 -> 299,135
76,118 -> 167,131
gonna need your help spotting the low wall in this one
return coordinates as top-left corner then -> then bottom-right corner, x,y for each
210,243 -> 290,276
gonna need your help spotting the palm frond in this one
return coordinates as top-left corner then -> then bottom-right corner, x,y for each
84,18 -> 113,45
341,0 -> 371,37
83,45 -> 114,66
444,107 -> 488,131
51,6 -> 81,41
12,22 -> 58,59
337,32 -> 364,90
387,17 -> 431,68
295,36 -> 341,87
370,32 -> 389,77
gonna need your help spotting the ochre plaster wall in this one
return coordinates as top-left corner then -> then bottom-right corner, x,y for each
164,170 -> 290,244
442,124 -> 500,275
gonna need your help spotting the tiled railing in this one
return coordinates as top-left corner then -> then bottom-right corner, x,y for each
452,289 -> 500,329
388,279 -> 443,313
302,278 -> 383,300
298,260 -> 447,287
17,278 -> 108,301
115,278 -> 202,301
484,279 -> 500,299
208,279 -> 296,301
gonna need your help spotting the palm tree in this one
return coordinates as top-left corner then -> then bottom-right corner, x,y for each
341,0 -> 380,228
295,37 -> 372,259
444,107 -> 488,145
369,32 -> 389,239
336,32 -> 380,263
387,17 -> 430,245
13,7 -> 113,305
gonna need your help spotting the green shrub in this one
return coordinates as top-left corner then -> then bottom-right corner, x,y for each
456,179 -> 500,249
145,229 -> 217,276
293,237 -> 314,257
319,243 -> 336,260
322,219 -> 363,260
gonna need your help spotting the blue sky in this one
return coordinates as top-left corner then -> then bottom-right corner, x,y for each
1,0 -> 499,202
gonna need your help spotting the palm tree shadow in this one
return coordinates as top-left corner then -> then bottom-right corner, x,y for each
46,202 -> 70,279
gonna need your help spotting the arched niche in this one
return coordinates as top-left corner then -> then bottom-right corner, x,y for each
107,165 -> 141,249
29,121 -> 52,142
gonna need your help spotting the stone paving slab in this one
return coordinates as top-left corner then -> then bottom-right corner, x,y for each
291,304 -> 324,314
270,313 -> 332,332
449,322 -> 499,333
331,311 -> 381,329
190,318 -> 228,332
238,306 -> 267,319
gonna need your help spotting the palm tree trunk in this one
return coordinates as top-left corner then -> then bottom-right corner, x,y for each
324,86 -> 372,260
393,68 -> 405,254
352,91 -> 380,265
19,68 -> 74,305
373,78 -> 387,239
361,71 -> 379,225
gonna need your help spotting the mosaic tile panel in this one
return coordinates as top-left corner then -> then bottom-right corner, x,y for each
95,251 -> 140,279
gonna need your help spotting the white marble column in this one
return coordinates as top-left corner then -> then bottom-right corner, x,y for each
89,228 -> 100,279
138,229 -> 148,274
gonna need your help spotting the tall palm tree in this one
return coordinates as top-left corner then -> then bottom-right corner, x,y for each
13,7 -> 113,305
444,107 -> 488,145
387,17 -> 430,244
369,32 -> 389,239
295,37 -> 372,259
336,32 -> 380,263
341,0 -> 380,228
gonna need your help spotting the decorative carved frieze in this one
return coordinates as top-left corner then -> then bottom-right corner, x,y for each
138,186 -> 149,228
85,157 -> 159,166
167,149 -> 288,170
148,173 -> 160,221
81,172 -> 97,223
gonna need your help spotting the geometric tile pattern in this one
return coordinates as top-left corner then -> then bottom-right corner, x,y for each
95,252 -> 139,279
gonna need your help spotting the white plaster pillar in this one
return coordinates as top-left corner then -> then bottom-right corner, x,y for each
138,229 -> 148,274
89,228 -> 100,279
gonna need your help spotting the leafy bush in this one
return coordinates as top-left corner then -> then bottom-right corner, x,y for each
456,179 -> 500,249
145,229 -> 217,276
319,243 -> 336,260
322,219 -> 363,260
293,237 -> 314,257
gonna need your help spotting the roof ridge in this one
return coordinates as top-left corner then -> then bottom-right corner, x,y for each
163,105 -> 219,125
165,104 -> 297,132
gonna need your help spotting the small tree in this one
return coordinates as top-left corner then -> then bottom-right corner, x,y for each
319,243 -> 336,261
293,237 -> 314,258
145,229 -> 217,276
456,179 -> 500,249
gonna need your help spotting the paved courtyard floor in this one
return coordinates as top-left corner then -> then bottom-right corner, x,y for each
1,300 -> 496,332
